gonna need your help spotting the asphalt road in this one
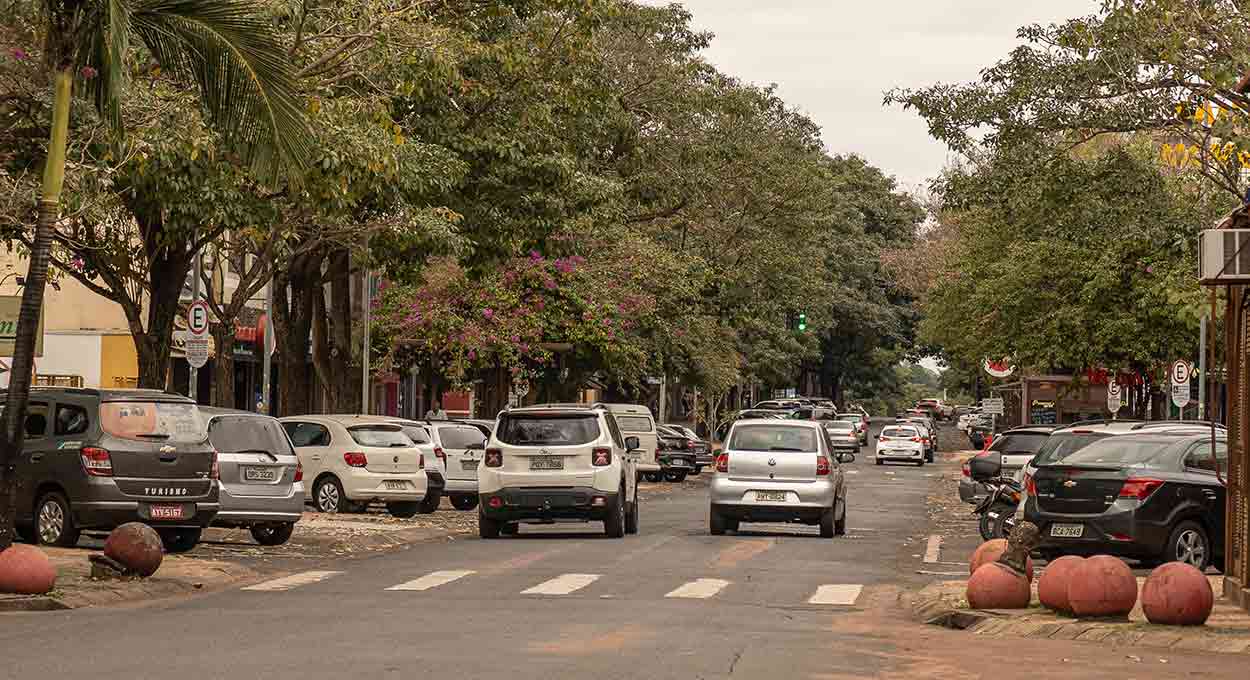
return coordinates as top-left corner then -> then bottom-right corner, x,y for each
2,428 -> 1244,679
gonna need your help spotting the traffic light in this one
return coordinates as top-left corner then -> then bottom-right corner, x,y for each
797,312 -> 807,332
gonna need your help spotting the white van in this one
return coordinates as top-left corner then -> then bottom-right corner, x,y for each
593,403 -> 660,474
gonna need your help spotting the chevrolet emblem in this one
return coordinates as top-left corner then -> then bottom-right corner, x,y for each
1063,480 -> 1077,488
160,445 -> 176,454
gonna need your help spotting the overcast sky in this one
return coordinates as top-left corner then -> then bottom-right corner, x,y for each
636,0 -> 1099,191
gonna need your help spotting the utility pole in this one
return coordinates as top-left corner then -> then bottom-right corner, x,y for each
261,278 -> 272,414
188,233 -> 201,401
361,267 -> 371,415
658,373 -> 667,424
1199,315 -> 1208,420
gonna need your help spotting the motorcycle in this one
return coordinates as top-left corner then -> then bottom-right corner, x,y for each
973,476 -> 1021,540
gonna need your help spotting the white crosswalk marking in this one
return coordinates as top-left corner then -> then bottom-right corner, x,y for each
807,584 -> 863,606
387,570 -> 476,592
242,571 -> 343,592
521,573 -> 600,596
665,578 -> 731,599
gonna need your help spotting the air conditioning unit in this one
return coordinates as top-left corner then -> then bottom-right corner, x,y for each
1199,229 -> 1250,283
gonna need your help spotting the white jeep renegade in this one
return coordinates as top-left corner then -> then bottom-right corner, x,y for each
478,405 -> 640,538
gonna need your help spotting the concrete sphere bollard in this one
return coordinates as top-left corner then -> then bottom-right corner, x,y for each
0,544 -> 57,594
970,538 -> 1035,581
104,522 -> 164,577
1038,555 -> 1085,613
967,562 -> 1032,609
1067,555 -> 1137,618
1141,562 -> 1214,626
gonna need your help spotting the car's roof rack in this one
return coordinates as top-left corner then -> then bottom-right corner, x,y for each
1130,420 -> 1226,430
1066,418 -> 1140,428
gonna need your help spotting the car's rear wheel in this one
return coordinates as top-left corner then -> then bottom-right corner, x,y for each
314,476 -> 347,514
709,506 -> 727,535
500,523 -> 519,536
977,512 -> 997,542
664,470 -> 688,483
450,494 -> 478,511
643,472 -> 663,483
604,487 -> 626,538
387,501 -> 421,518
417,489 -> 441,514
1166,520 -> 1211,570
157,528 -> 202,553
875,458 -> 883,466
250,522 -> 295,546
834,494 -> 847,536
625,487 -> 639,535
819,506 -> 836,538
479,507 -> 502,539
35,491 -> 80,548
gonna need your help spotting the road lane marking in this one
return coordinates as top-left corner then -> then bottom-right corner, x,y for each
711,538 -> 775,569
242,570 -> 342,592
386,570 -> 475,591
923,535 -> 942,564
665,578 -> 731,599
522,573 -> 600,595
807,584 -> 863,606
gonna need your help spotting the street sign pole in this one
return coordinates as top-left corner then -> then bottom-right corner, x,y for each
1199,316 -> 1207,420
261,278 -> 272,415
189,233 -> 201,401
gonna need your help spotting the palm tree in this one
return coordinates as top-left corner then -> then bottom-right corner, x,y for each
0,0 -> 312,551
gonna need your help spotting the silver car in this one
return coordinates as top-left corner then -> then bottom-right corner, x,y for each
709,420 -> 849,538
204,408 -> 304,545
875,424 -> 925,466
822,420 -> 861,455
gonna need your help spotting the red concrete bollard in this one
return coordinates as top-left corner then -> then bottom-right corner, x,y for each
967,562 -> 1032,609
0,544 -> 57,594
1141,562 -> 1214,626
1067,555 -> 1137,618
104,522 -> 164,577
970,539 -> 1035,581
1038,555 -> 1085,613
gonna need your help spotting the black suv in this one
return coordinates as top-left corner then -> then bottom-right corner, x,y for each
7,388 -> 219,552
1025,429 -> 1226,570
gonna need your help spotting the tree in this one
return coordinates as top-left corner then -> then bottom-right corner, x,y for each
0,0 -> 309,551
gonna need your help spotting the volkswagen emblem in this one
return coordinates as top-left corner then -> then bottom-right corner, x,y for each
1063,480 -> 1077,488
767,458 -> 777,466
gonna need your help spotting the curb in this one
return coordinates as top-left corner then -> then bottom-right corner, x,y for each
0,594 -> 70,613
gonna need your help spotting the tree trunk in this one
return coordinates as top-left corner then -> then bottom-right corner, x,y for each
212,323 -> 236,408
0,69 -> 71,550
273,249 -> 321,416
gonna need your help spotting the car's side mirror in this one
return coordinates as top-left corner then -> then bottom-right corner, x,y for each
625,435 -> 640,451
837,452 -> 855,464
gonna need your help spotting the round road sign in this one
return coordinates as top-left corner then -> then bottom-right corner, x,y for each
188,300 -> 210,338
1170,360 -> 1191,387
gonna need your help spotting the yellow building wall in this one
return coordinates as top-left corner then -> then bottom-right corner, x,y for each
100,333 -> 139,388
0,250 -> 131,332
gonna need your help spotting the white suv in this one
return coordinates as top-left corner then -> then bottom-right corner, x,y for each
281,415 -> 429,517
478,405 -> 640,538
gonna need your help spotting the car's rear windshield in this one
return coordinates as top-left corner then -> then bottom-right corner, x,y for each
100,401 -> 207,443
835,414 -> 860,422
208,415 -> 294,455
1057,437 -> 1176,467
989,433 -> 1050,455
615,415 -> 653,433
497,414 -> 601,446
729,425 -> 818,452
825,421 -> 856,432
400,426 -> 431,445
881,427 -> 915,438
438,425 -> 487,449
1032,432 -> 1112,466
347,426 -> 411,448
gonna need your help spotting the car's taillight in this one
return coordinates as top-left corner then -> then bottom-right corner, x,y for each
419,454 -> 425,469
879,437 -> 890,443
210,451 -> 220,480
80,446 -> 113,476
294,460 -> 304,483
682,440 -> 691,450
592,447 -> 612,466
715,452 -> 728,473
816,455 -> 831,476
911,437 -> 923,443
434,447 -> 447,464
961,462 -> 971,478
1025,474 -> 1036,496
1119,478 -> 1164,500
343,451 -> 368,467
485,448 -> 502,467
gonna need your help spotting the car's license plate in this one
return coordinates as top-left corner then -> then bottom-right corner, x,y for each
461,459 -> 479,471
755,491 -> 787,502
384,480 -> 408,491
530,456 -> 564,470
1050,523 -> 1084,538
243,466 -> 278,482
149,504 -> 184,520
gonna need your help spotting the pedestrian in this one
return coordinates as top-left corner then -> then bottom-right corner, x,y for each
425,401 -> 447,420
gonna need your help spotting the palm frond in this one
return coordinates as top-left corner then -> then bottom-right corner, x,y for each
130,0 -> 312,184
73,0 -> 129,135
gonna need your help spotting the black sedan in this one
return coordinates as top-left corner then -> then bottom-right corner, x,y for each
663,424 -> 714,470
1024,431 -> 1226,570
654,425 -> 699,482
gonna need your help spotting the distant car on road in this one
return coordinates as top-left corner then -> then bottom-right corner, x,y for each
959,425 -> 1055,504
9,387 -> 219,553
280,415 -> 429,517
822,420 -> 861,456
663,424 -> 713,471
203,408 -> 304,546
875,424 -> 925,466
834,412 -> 869,445
655,424 -> 698,482
710,419 -> 849,538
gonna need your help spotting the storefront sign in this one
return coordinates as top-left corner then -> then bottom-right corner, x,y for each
1030,400 -> 1057,425
0,296 -> 43,357
983,357 -> 1015,378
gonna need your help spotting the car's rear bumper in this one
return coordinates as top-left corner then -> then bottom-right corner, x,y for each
75,500 -> 220,530
213,482 -> 305,527
876,447 -> 924,462
659,453 -> 697,471
443,479 -> 478,494
480,487 -> 619,522
1024,499 -> 1172,558
711,502 -> 827,523
709,476 -> 836,507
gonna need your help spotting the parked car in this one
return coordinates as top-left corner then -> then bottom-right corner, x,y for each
1024,430 -> 1227,569
365,418 -> 443,514
752,400 -> 802,411
834,412 -> 869,445
203,408 -> 304,546
664,424 -> 714,471
916,398 -> 953,421
420,419 -> 489,510
8,388 -> 218,552
875,424 -> 925,466
655,425 -> 698,482
478,404 -> 640,538
279,415 -> 429,517
790,406 -> 838,422
822,419 -> 861,455
958,425 -> 1056,504
716,409 -> 789,441
896,416 -> 936,462
709,419 -> 849,537
592,403 -> 660,477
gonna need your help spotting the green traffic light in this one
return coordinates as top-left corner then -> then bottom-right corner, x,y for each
798,312 -> 807,331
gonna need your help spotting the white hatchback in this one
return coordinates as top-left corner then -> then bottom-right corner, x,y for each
875,425 -> 925,466
280,415 -> 429,517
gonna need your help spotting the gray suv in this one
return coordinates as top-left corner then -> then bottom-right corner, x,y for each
9,388 -> 219,552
